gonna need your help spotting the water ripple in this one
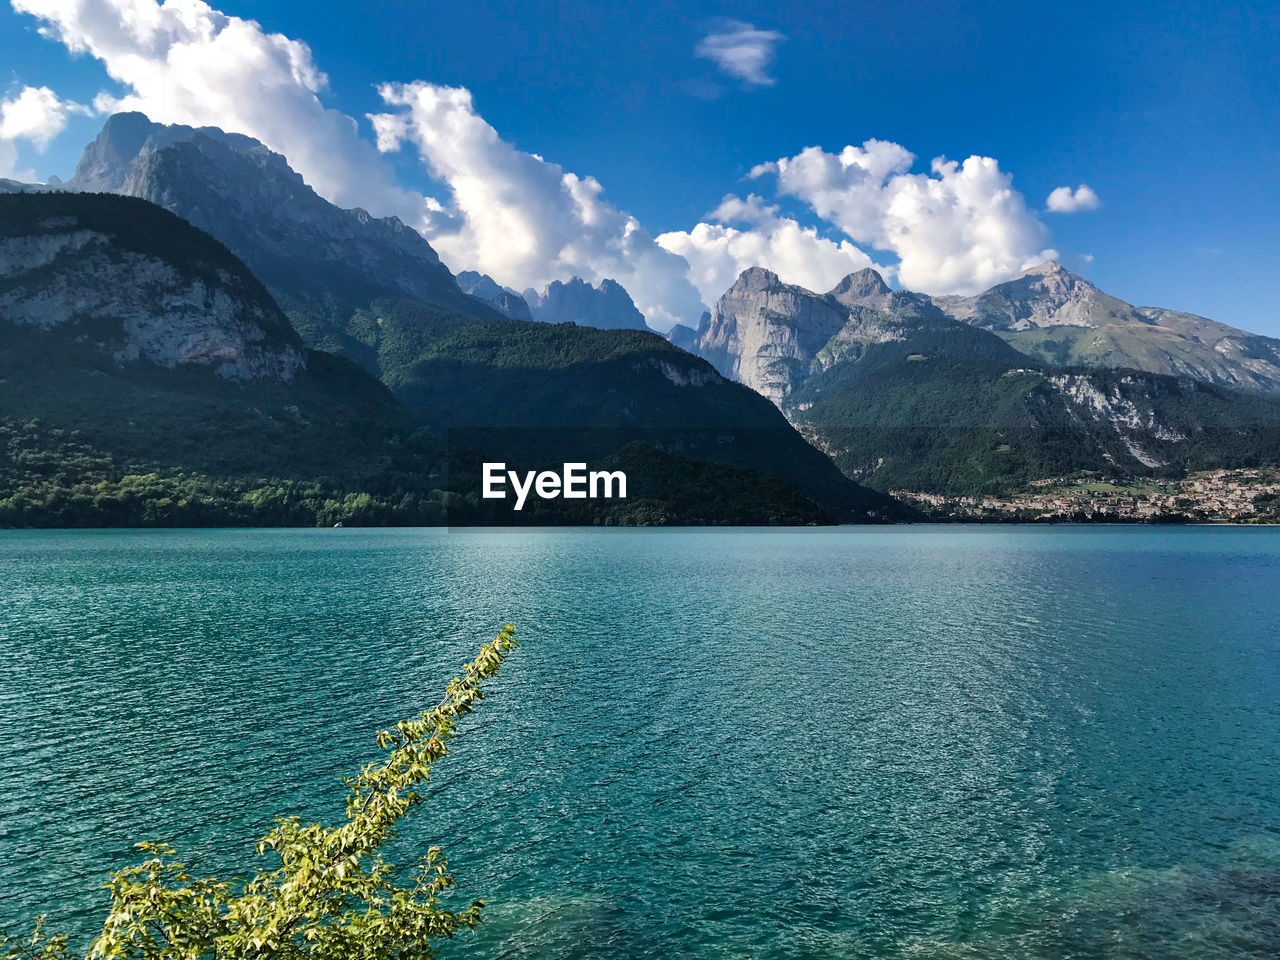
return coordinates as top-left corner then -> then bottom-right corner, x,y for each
1,527 -> 1278,959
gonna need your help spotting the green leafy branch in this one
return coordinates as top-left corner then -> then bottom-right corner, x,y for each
4,625 -> 519,960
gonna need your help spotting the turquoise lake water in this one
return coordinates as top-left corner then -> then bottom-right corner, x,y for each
1,527 -> 1279,958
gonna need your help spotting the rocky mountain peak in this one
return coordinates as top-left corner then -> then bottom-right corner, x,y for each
930,259 -> 1106,331
59,113 -> 513,336
828,268 -> 891,300
456,270 -> 505,302
731,266 -> 782,294
72,112 -> 290,193
70,112 -> 154,188
524,276 -> 649,330
825,267 -> 944,319
456,270 -> 533,321
988,261 -> 1100,309
1002,260 -> 1094,299
696,268 -> 853,404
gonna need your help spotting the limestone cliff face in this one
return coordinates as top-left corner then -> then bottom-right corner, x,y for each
694,267 -> 964,402
0,194 -> 304,381
696,267 -> 850,403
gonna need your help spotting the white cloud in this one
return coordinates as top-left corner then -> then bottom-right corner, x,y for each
12,0 -> 426,219
1046,183 -> 1100,213
695,20 -> 784,87
369,81 -> 706,331
0,85 -> 86,148
752,142 -> 1057,294
0,84 -> 89,178
657,194 -> 886,305
12,0 -> 1071,323
14,0 -> 704,329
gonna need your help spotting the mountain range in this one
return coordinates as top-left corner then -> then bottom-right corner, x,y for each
678,266 -> 1280,493
689,262 -> 1280,401
2,111 -> 1278,523
0,115 -> 904,525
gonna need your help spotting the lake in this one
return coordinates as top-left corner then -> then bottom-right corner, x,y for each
2,527 -> 1278,959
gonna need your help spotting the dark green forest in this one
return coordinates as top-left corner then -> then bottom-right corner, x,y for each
789,333 -> 1280,495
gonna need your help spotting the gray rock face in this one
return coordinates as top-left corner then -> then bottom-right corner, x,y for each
828,268 -> 890,303
695,267 -> 855,403
456,270 -> 533,321
827,269 -> 945,320
665,320 -> 703,353
928,261 -> 1280,390
697,260 -> 1280,400
66,114 -> 498,322
931,262 -> 1130,331
524,277 -> 649,331
0,198 -> 304,381
70,111 -> 279,194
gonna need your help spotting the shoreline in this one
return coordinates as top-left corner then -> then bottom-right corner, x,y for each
3,520 -> 1279,532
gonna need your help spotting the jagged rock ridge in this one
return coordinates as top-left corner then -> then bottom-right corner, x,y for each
691,261 -> 1280,400
456,271 -> 533,321
694,267 -> 852,403
523,277 -> 650,331
65,114 -> 503,341
930,261 -> 1280,389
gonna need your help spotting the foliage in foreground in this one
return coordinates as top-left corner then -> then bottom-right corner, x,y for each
3,627 -> 519,960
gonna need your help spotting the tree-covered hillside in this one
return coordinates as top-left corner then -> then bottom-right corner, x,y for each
1,193 -> 900,525
791,343 -> 1280,495
343,300 -> 908,520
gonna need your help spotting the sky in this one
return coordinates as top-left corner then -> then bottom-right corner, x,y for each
2,0 -> 1278,334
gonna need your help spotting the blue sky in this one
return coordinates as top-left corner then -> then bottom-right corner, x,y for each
2,0 -> 1278,333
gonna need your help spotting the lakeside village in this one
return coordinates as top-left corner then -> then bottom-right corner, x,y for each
894,469 -> 1280,523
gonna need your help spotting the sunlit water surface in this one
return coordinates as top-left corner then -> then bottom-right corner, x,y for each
2,527 -> 1279,959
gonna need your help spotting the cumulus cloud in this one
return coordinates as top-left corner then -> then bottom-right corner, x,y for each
751,142 -> 1057,294
12,0 -> 1072,323
1046,183 -> 1100,213
14,0 -> 704,328
0,84 -> 89,178
695,20 -> 784,87
657,194 -> 885,305
369,81 -> 706,330
12,0 -> 427,219
0,84 -> 86,147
